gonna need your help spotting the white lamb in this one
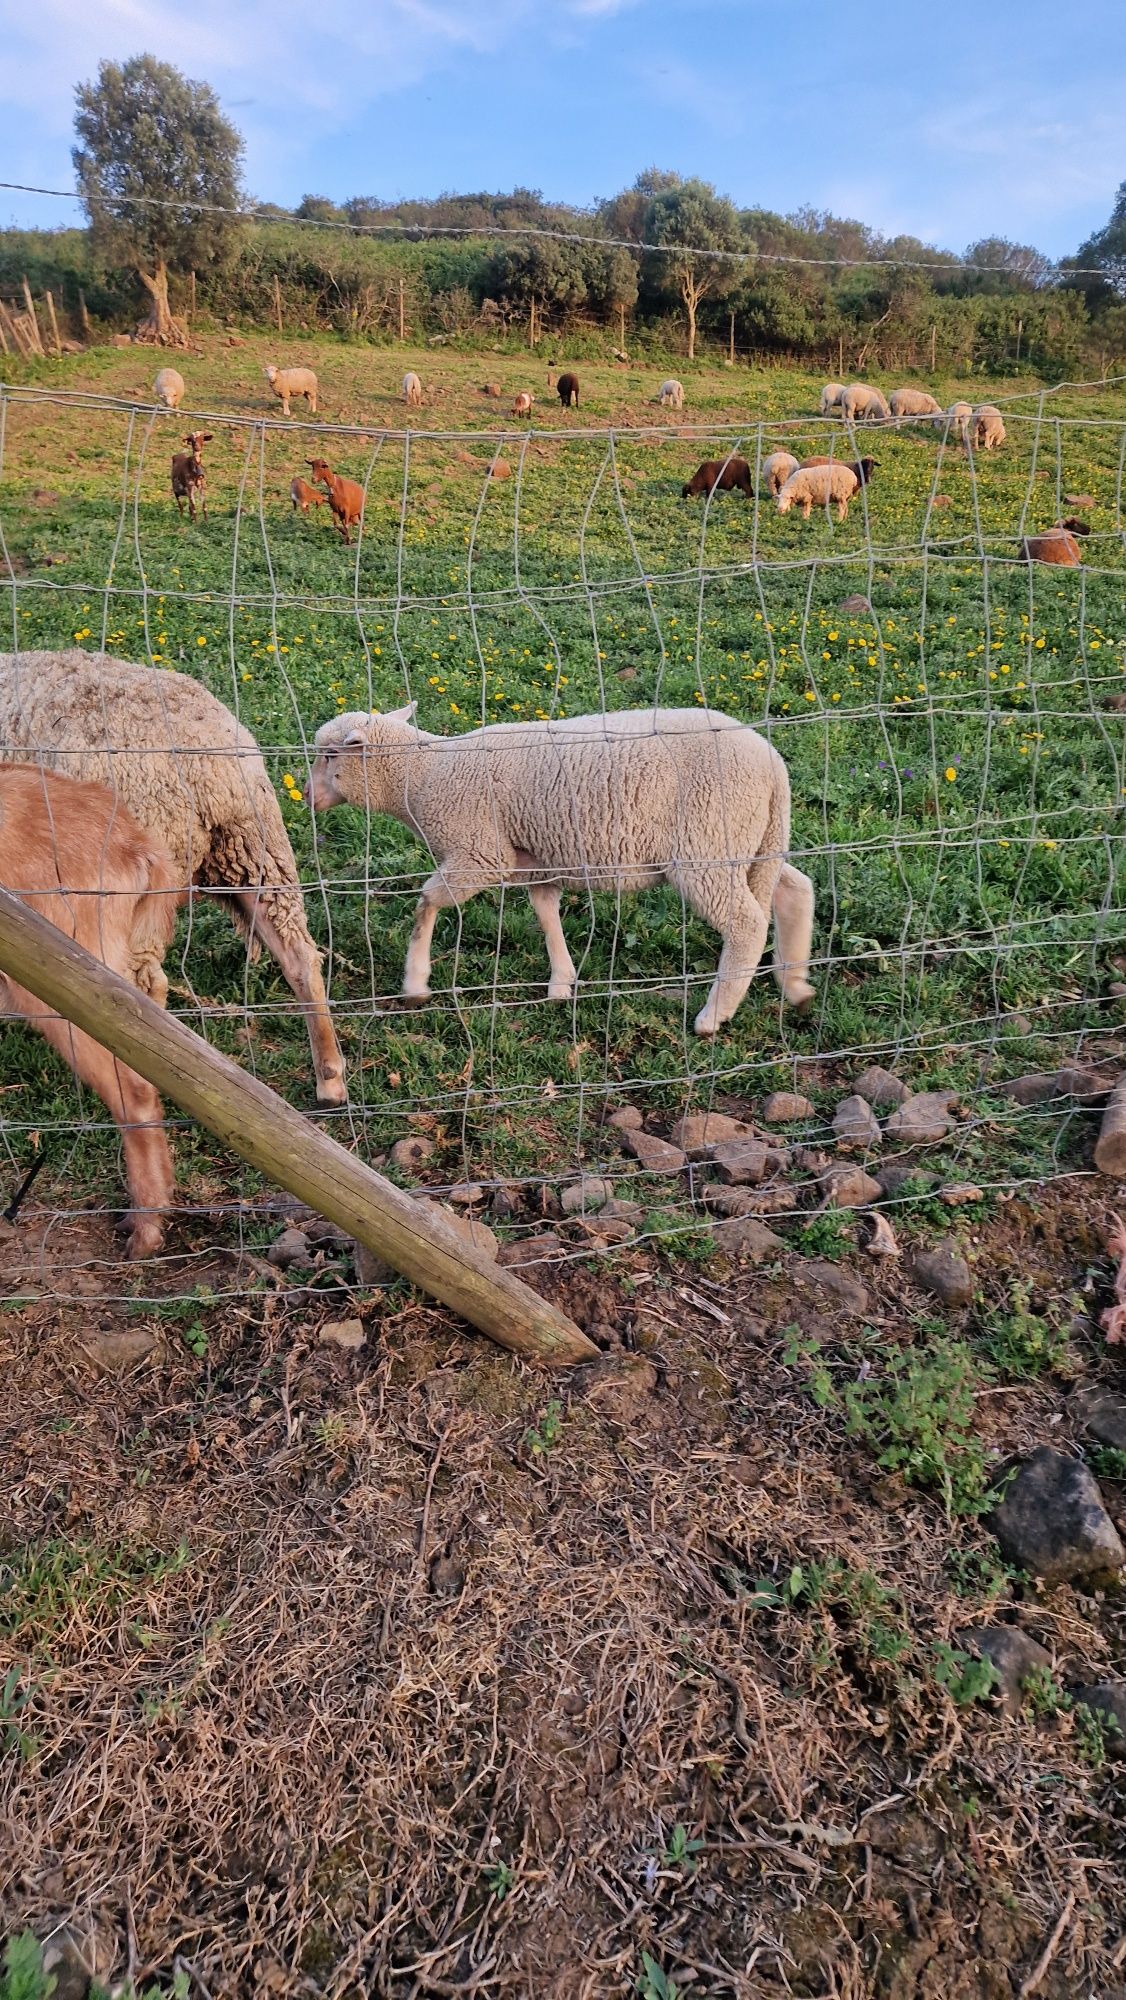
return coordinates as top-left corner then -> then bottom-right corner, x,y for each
403,372 -> 423,408
310,704 -> 815,1039
889,387 -> 942,421
153,367 -> 185,410
937,401 -> 973,443
658,379 -> 685,409
263,364 -> 318,417
0,649 -> 346,1107
970,404 -> 1006,450
820,383 -> 845,416
840,383 -> 890,424
776,462 -> 860,521
762,450 -> 801,497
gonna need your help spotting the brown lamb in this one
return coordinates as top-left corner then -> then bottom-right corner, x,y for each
171,432 -> 213,521
0,764 -> 184,1258
1020,521 -> 1090,566
290,475 -> 327,514
681,456 -> 753,499
308,458 -> 365,544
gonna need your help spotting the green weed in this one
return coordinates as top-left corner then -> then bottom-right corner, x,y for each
524,1399 -> 564,1456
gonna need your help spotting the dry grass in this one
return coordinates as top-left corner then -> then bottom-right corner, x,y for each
2,1180 -> 1125,1998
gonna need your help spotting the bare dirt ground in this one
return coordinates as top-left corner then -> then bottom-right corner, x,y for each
2,1172 -> 1125,1999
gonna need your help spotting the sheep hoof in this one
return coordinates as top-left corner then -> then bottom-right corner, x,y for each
693,1010 -> 723,1038
547,982 -> 574,1003
126,1219 -> 166,1260
400,989 -> 431,1008
787,982 -> 816,1016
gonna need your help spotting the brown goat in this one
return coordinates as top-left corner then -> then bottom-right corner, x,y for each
802,455 -> 878,486
171,431 -> 213,521
290,475 -> 327,514
681,456 -> 753,500
556,372 -> 580,408
307,458 -> 365,544
0,764 -> 184,1258
1020,522 -> 1088,566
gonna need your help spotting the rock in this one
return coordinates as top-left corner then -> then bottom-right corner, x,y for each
607,1104 -> 644,1132
885,1090 -> 958,1144
620,1128 -> 687,1175
616,667 -> 638,683
429,1203 -> 499,1260
490,1184 -> 522,1222
81,1326 -> 158,1372
561,1177 -> 615,1215
988,1446 -> 1125,1584
713,1216 -> 786,1262
998,1072 -> 1061,1106
712,1138 -> 770,1184
701,1184 -> 796,1219
1056,1064 -> 1115,1101
940,1183 -> 983,1206
1072,1684 -> 1126,1751
839,593 -> 872,614
41,1932 -> 99,2000
496,1232 -> 566,1266
389,1135 -> 435,1172
762,1091 -> 814,1124
671,1110 -> 757,1157
796,1260 -> 870,1314
600,1197 -> 645,1223
817,1163 -> 883,1208
911,1242 -> 973,1308
353,1242 -> 393,1286
447,1181 -> 488,1206
853,1065 -> 911,1107
931,493 -> 952,508
877,1162 -> 936,1200
864,1212 -> 900,1257
304,1216 -> 353,1251
566,1215 -> 635,1245
319,1317 -> 366,1351
268,1226 -> 312,1268
1065,492 -> 1096,508
958,1626 -> 1053,1716
832,1095 -> 882,1149
1070,1385 -> 1126,1452
489,458 -> 513,480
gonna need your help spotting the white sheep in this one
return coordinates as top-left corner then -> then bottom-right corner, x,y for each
0,649 -> 346,1107
263,364 -> 318,418
762,450 -> 801,497
658,379 -> 685,409
310,704 -> 815,1039
153,367 -> 185,410
889,387 -> 942,422
819,383 -> 845,416
970,404 -> 1006,450
403,372 -> 423,408
840,383 -> 890,424
936,401 -> 973,443
513,391 -> 535,418
776,462 -> 861,521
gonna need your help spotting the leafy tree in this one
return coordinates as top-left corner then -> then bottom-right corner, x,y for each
1065,181 -> 1126,303
295,195 -> 345,225
639,176 -> 740,358
73,55 -> 244,346
962,237 -> 1055,292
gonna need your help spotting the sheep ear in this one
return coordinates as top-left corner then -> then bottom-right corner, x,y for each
343,726 -> 370,749
386,700 -> 418,725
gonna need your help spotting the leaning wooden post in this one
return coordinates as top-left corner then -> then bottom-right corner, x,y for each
0,891 -> 596,1367
1095,1078 -> 1126,1176
20,277 -> 44,355
44,290 -> 62,357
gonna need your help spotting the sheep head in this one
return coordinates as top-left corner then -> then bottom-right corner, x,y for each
263,365 -> 278,385
310,703 -> 419,812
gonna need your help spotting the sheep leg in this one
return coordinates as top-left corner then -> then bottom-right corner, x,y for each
402,863 -> 495,1001
29,1011 -> 172,1256
836,498 -> 848,522
771,862 -> 816,1012
228,890 -> 348,1108
526,882 -> 577,1002
672,864 -> 770,1037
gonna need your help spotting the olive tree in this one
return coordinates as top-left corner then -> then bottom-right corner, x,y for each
73,55 -> 244,345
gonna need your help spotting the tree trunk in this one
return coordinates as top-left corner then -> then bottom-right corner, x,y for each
685,291 -> 697,361
136,261 -> 187,347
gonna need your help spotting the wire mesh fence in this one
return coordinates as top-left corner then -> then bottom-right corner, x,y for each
1,372 -> 1123,1306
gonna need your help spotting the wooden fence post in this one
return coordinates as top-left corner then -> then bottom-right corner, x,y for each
398,275 -> 406,343
78,289 -> 91,338
44,290 -> 62,357
272,272 -> 283,334
0,890 -> 596,1367
20,277 -> 44,355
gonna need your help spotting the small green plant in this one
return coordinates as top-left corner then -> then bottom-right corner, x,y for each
944,1544 -> 1017,1601
1071,1700 -> 1123,1770
637,1954 -> 683,2000
839,1340 -> 993,1517
660,1822 -> 704,1875
793,1212 -> 851,1262
979,1282 -> 1065,1379
179,1318 -> 208,1360
0,1932 -> 54,2000
641,1207 -> 716,1267
0,1666 -> 38,1763
486,1858 -> 514,1902
930,1642 -> 999,1706
524,1399 -> 564,1456
1088,1444 -> 1126,1483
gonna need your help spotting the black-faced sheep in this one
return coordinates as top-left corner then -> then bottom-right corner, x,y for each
682,456 -> 753,499
0,650 -> 347,1108
556,372 -> 580,408
310,704 -> 815,1039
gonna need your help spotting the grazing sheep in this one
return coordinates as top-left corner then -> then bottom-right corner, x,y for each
1020,524 -> 1087,566
153,367 -> 185,410
0,650 -> 347,1108
310,704 -> 815,1038
403,372 -> 423,408
840,383 -> 890,424
513,391 -> 535,418
889,387 -> 942,421
682,456 -> 753,499
970,404 -> 1006,451
762,450 -> 800,497
776,461 -> 862,521
819,383 -> 845,416
290,475 -> 327,514
801,455 -> 877,488
556,372 -> 580,408
263,364 -> 318,418
936,401 -> 973,443
0,764 -> 183,1257
307,458 -> 364,545
170,432 -> 212,521
658,379 -> 685,410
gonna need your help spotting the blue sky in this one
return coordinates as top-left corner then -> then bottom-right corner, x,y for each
0,0 -> 1122,258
